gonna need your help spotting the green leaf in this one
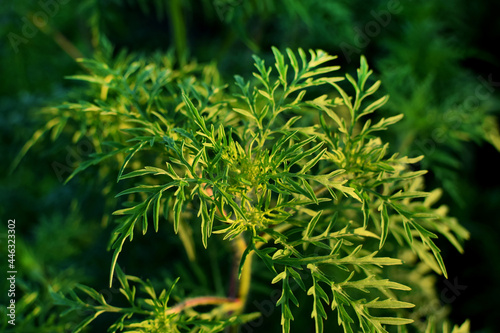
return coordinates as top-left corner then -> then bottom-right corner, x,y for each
342,275 -> 411,292
370,114 -> 404,132
71,311 -> 105,333
379,204 -> 390,249
109,216 -> 137,286
64,147 -> 129,184
216,186 -> 247,221
451,320 -> 471,333
115,184 -> 167,197
9,118 -> 61,174
275,268 -> 301,333
427,238 -> 448,278
403,219 -> 413,245
254,246 -> 277,274
272,46 -> 288,88
233,107 -> 259,122
373,317 -> 414,325
286,48 -> 300,80
288,268 -> 306,291
364,79 -> 382,97
66,74 -> 109,85
328,82 -> 353,119
304,210 -> 323,239
117,141 -> 147,182
272,271 -> 287,284
390,191 -> 430,200
114,264 -> 130,292
182,93 -> 209,134
76,284 -> 105,304
364,299 -> 414,309
362,197 -> 370,228
153,191 -> 163,232
112,203 -> 145,216
120,166 -> 170,180
308,270 -> 329,333
357,95 -> 389,120
298,148 -> 327,174
173,194 -> 184,234
199,198 -> 213,248
238,245 -> 253,279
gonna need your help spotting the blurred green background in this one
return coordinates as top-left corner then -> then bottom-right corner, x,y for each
1,0 -> 500,332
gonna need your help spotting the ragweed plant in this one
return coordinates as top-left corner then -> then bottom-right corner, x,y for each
20,47 -> 469,332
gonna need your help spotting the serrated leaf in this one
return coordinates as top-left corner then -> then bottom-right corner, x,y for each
254,247 -> 277,274
308,272 -> 329,333
357,95 -> 389,120
370,114 -> 404,131
182,93 -> 209,134
342,275 -> 411,292
365,299 -> 414,309
288,268 -> 306,291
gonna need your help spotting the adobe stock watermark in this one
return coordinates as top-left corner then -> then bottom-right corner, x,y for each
7,0 -> 71,53
411,275 -> 467,324
408,74 -> 500,159
340,0 -> 404,63
440,276 -> 467,304
6,219 -> 17,326
51,138 -> 95,183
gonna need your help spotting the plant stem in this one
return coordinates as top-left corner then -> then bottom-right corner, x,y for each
28,12 -> 86,69
227,235 -> 253,333
168,0 -> 187,66
166,296 -> 241,314
236,236 -> 252,312
398,129 -> 417,155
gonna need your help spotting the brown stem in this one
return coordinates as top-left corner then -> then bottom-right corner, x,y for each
166,296 -> 241,314
28,12 -> 86,67
228,241 -> 240,299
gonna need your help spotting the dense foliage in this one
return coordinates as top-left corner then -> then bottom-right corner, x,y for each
2,0 -> 499,332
